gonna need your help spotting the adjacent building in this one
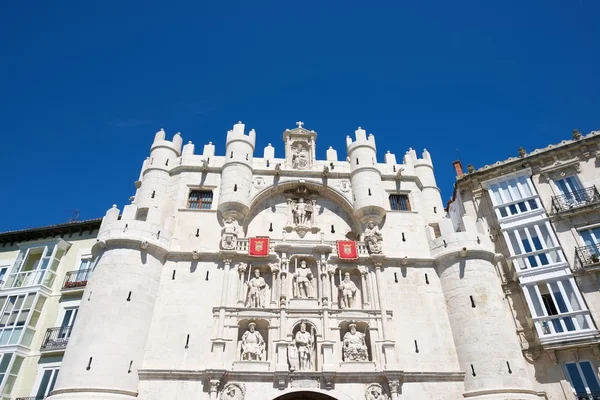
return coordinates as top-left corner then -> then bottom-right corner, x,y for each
0,219 -> 100,400
449,129 -> 600,399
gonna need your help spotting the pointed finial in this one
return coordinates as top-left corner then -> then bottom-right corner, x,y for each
296,121 -> 304,128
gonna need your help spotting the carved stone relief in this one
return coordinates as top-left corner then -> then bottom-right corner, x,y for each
342,323 -> 369,361
365,383 -> 388,400
220,383 -> 246,400
221,217 -> 239,250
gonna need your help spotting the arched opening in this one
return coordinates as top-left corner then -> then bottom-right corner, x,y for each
273,392 -> 338,400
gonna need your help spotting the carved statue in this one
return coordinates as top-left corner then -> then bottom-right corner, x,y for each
363,221 -> 383,254
291,143 -> 309,170
365,383 -> 387,400
241,322 -> 265,361
343,323 -> 368,361
338,272 -> 358,309
246,269 -> 268,308
294,322 -> 315,371
220,383 -> 246,400
221,218 -> 239,250
288,340 -> 300,371
293,260 -> 314,299
292,198 -> 313,226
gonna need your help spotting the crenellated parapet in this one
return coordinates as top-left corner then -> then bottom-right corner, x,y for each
94,204 -> 173,257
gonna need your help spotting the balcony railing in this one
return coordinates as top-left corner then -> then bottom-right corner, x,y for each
16,397 -> 45,400
3,269 -> 57,290
552,186 -> 600,214
576,393 -> 600,400
575,245 -> 600,270
41,326 -> 72,351
62,268 -> 92,290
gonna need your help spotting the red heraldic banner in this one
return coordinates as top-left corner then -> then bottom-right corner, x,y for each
337,241 -> 358,260
249,237 -> 270,257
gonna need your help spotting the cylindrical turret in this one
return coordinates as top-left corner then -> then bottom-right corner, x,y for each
217,121 -> 256,221
433,217 -> 537,399
48,204 -> 167,400
135,129 -> 182,223
410,148 -> 443,222
346,127 -> 385,224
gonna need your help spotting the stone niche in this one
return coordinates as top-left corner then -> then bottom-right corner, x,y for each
338,320 -> 375,371
334,268 -> 364,310
287,320 -> 319,372
239,264 -> 277,308
288,256 -> 319,309
283,122 -> 317,171
234,319 -> 270,371
283,185 -> 321,238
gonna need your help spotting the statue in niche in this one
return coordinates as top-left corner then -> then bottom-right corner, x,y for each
338,272 -> 358,309
293,260 -> 314,299
363,221 -> 383,254
220,383 -> 246,400
288,340 -> 300,371
295,322 -> 315,371
365,383 -> 388,400
245,269 -> 268,308
241,322 -> 265,361
291,142 -> 310,170
292,198 -> 313,226
343,323 -> 368,362
221,217 -> 239,250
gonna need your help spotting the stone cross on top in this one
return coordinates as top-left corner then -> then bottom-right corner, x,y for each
296,121 -> 304,128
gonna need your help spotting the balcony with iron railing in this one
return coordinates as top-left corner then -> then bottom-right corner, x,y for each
552,186 -> 600,214
575,245 -> 600,271
62,268 -> 92,292
40,326 -> 72,352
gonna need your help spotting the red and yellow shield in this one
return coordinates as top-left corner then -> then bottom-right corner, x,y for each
337,240 -> 358,260
249,237 -> 270,257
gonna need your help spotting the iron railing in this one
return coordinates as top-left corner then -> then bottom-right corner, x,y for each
40,326 -> 72,350
16,397 -> 45,400
575,245 -> 600,270
576,393 -> 600,400
552,186 -> 600,213
62,268 -> 92,290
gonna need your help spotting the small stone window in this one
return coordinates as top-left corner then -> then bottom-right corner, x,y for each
188,190 -> 213,210
389,194 -> 411,211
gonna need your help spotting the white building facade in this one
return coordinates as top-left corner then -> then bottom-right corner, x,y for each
46,122 -> 544,400
0,220 -> 100,400
449,130 -> 600,400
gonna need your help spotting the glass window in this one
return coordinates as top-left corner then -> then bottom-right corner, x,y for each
389,194 -> 411,211
487,175 -> 540,219
188,190 -> 213,209
0,293 -> 44,347
506,222 -> 564,271
565,361 -> 600,398
35,367 -> 59,398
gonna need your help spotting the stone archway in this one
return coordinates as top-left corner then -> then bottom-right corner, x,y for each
273,391 -> 338,400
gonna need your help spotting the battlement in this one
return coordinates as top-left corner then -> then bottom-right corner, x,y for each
151,128 -> 183,156
429,216 -> 495,261
226,121 -> 256,149
96,204 -> 172,255
403,148 -> 433,167
346,127 -> 376,153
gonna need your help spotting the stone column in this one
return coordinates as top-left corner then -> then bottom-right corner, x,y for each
389,379 -> 401,400
374,263 -> 388,340
270,262 -> 280,306
237,262 -> 247,305
311,199 -> 317,226
328,267 -> 338,307
209,379 -> 220,400
286,199 -> 293,225
358,265 -> 370,308
217,258 -> 232,338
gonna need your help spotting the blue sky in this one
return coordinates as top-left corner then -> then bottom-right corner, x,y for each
1,1 -> 599,231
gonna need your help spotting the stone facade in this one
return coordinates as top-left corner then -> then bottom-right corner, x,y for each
35,121 -> 542,400
449,130 -> 600,399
